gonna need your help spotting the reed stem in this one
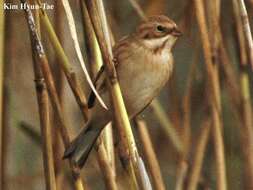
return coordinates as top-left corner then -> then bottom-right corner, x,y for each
135,118 -> 166,190
237,0 -> 253,70
187,119 -> 211,190
21,2 -> 86,189
95,139 -> 118,190
53,1 -> 65,189
80,1 -> 117,188
194,0 -> 227,189
38,6 -> 89,122
31,9 -> 57,190
233,0 -> 253,188
85,0 -> 148,188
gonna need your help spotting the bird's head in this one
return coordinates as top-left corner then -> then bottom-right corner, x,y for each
135,15 -> 182,51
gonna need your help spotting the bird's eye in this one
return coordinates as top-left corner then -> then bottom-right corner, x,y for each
156,25 -> 165,32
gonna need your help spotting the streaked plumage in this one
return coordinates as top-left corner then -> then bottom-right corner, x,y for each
64,15 -> 181,168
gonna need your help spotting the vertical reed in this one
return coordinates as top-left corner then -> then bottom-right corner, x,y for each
85,0 -> 148,188
31,8 -> 57,190
21,1 -> 86,189
38,9 -> 89,122
135,118 -> 166,190
233,0 -> 253,188
53,1 -> 65,188
193,0 -> 227,189
94,140 -> 118,190
187,119 -> 211,190
236,0 -> 253,70
80,1 -> 117,188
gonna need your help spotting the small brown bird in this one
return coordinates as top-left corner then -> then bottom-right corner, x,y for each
64,15 -> 182,168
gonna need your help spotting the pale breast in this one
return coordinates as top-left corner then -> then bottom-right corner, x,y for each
116,42 -> 173,118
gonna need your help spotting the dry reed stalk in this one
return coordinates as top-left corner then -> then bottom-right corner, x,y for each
219,43 -> 241,110
236,0 -> 253,70
187,119 -> 211,190
80,0 -> 102,78
181,52 -> 198,154
181,40 -> 200,150
207,0 -> 241,116
238,66 -> 253,189
232,0 -> 253,188
80,0 -> 116,171
102,123 -> 115,171
193,0 -> 227,189
37,9 -> 89,123
135,118 -> 166,190
79,1 -> 118,188
85,0 -> 144,189
0,0 -> 4,188
31,9 -> 57,190
54,0 -> 64,101
150,99 -> 183,154
136,156 -> 152,190
53,1 -> 65,189
175,161 -> 188,190
208,0 -> 222,111
21,2 -> 86,189
94,139 -> 118,190
174,46 -> 200,190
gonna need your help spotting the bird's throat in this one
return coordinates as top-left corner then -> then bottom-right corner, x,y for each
142,35 -> 171,52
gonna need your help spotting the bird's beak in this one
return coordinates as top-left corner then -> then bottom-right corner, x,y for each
171,28 -> 182,37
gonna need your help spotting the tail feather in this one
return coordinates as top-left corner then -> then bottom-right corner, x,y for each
63,127 -> 101,168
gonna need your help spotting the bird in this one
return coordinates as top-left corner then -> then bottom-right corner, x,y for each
64,15 -> 182,168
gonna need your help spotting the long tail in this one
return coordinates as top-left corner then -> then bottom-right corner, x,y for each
63,123 -> 102,168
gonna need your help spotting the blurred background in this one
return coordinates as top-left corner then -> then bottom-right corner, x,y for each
1,0 -> 253,189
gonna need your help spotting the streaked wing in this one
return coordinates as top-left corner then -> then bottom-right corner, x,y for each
87,35 -> 132,108
87,65 -> 105,108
